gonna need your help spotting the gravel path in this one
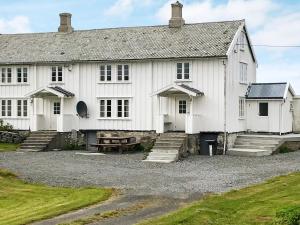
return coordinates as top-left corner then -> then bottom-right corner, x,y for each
1,151 -> 299,198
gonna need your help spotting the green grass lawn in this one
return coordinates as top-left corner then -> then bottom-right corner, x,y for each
138,173 -> 300,225
0,143 -> 20,152
0,169 -> 113,225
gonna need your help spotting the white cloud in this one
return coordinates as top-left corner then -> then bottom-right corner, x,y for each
156,0 -> 275,29
106,0 -> 152,17
0,16 -> 31,34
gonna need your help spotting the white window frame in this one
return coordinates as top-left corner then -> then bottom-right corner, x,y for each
117,99 -> 130,118
117,64 -> 130,82
99,65 -> 112,82
240,32 -> 246,51
51,66 -> 63,83
1,99 -> 12,117
53,102 -> 61,115
1,67 -> 12,84
258,102 -> 269,117
239,97 -> 245,119
99,99 -> 112,118
239,62 -> 248,84
16,67 -> 28,83
17,99 -> 28,117
176,62 -> 190,80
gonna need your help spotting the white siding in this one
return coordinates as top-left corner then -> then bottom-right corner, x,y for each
226,30 -> 257,133
293,96 -> 300,132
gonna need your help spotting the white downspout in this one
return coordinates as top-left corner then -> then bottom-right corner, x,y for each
280,100 -> 284,135
223,60 -> 227,155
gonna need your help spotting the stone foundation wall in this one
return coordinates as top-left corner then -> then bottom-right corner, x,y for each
97,130 -> 158,151
280,141 -> 300,151
47,130 -> 86,150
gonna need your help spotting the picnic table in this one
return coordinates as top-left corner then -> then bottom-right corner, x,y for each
90,136 -> 140,153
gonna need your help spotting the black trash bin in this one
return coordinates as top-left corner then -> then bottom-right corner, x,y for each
199,133 -> 218,155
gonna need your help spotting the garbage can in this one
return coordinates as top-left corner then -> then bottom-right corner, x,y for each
199,133 -> 218,155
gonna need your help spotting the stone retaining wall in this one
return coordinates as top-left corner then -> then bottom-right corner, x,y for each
0,131 -> 27,144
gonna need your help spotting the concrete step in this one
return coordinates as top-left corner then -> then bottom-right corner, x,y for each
155,140 -> 184,144
237,136 -> 280,141
143,159 -> 174,163
154,143 -> 182,148
18,148 -> 43,152
23,139 -> 52,144
234,144 -> 276,150
152,145 -> 182,149
148,152 -> 178,158
235,140 -> 280,145
227,148 -> 272,157
152,149 -> 179,154
145,155 -> 178,161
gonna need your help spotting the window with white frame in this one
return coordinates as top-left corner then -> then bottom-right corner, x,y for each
53,102 -> 61,115
117,65 -> 129,81
239,97 -> 245,118
51,66 -> 63,82
1,68 -> 12,84
117,99 -> 129,118
17,67 -> 28,83
99,99 -> 112,118
177,63 -> 190,80
1,100 -> 12,117
259,102 -> 268,116
240,32 -> 246,51
178,100 -> 187,114
100,65 -> 112,82
239,62 -> 247,84
17,100 -> 28,117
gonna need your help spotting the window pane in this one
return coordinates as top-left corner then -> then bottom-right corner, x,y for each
17,100 -> 22,117
58,67 -> 63,82
107,65 -> 112,81
177,63 -> 182,79
23,68 -> 28,83
7,100 -> 11,116
117,100 -> 123,117
1,68 -> 5,83
124,65 -> 129,81
106,100 -> 111,117
17,68 -> 22,83
23,100 -> 28,117
124,100 -> 129,117
7,68 -> 12,83
184,63 -> 189,79
1,100 -> 6,116
117,65 -> 123,81
52,67 -> 57,82
259,103 -> 268,116
100,66 -> 105,81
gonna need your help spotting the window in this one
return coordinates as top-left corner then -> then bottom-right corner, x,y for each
1,68 -> 12,84
177,63 -> 190,80
17,67 -> 28,83
239,97 -> 245,118
178,100 -> 187,114
1,100 -> 12,117
240,32 -> 246,51
53,102 -> 61,115
117,99 -> 129,118
99,99 -> 112,118
259,102 -> 268,116
100,65 -> 112,82
17,100 -> 28,117
240,63 -> 247,84
51,66 -> 63,82
117,65 -> 129,81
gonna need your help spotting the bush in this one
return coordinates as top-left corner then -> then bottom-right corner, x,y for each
273,206 -> 300,225
0,119 -> 13,131
279,146 -> 294,154
63,143 -> 83,150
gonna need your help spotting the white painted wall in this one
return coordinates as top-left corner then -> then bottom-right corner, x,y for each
226,29 -> 257,133
293,96 -> 300,132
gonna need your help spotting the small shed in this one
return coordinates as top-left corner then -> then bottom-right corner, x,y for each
293,96 -> 300,133
245,83 -> 295,134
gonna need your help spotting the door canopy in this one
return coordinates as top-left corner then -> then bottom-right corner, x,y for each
152,83 -> 204,97
25,86 -> 75,98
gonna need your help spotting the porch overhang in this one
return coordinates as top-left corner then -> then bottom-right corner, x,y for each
25,86 -> 75,98
152,83 -> 204,97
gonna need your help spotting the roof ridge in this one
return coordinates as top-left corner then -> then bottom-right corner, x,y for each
0,19 -> 244,36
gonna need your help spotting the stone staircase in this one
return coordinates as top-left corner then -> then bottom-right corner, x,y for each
227,135 -> 283,157
19,131 -> 58,152
144,133 -> 187,163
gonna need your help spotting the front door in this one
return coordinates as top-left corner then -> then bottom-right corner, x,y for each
49,100 -> 60,130
174,97 -> 189,131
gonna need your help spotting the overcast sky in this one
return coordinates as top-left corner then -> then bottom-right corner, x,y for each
0,0 -> 299,93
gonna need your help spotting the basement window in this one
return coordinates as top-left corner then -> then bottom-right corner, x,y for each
259,102 -> 268,117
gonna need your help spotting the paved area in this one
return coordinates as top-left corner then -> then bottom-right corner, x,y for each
1,151 -> 300,198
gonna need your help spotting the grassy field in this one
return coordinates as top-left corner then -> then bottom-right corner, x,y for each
138,173 -> 300,225
0,169 -> 112,225
0,143 -> 19,152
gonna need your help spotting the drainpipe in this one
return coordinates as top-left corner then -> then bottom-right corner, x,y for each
223,60 -> 227,155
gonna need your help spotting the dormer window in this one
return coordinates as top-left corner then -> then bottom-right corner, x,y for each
1,68 -> 12,84
51,66 -> 63,82
17,67 -> 28,83
177,63 -> 189,80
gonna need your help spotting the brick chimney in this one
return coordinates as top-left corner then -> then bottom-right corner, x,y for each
169,1 -> 185,28
58,13 -> 74,33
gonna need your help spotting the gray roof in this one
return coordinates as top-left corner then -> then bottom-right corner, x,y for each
49,86 -> 74,97
246,83 -> 288,99
179,84 -> 204,96
0,20 -> 243,64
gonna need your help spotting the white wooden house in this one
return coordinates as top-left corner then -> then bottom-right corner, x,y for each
0,2 -> 297,155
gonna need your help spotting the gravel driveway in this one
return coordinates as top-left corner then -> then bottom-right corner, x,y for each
0,151 -> 300,198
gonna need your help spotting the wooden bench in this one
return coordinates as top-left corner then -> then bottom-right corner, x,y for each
90,136 -> 140,153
